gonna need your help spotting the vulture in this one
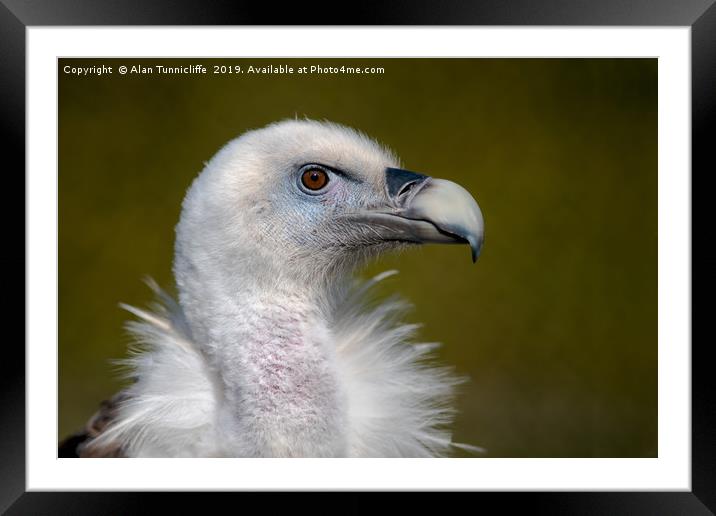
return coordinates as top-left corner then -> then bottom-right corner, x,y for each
59,119 -> 484,458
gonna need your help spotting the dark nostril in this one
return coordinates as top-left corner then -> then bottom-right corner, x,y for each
398,180 -> 418,198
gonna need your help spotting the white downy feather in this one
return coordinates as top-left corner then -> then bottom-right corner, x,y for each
92,273 -> 481,457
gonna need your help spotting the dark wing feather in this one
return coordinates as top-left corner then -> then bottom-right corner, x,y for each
58,392 -> 128,458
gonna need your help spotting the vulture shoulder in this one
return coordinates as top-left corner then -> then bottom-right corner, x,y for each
61,279 -> 221,458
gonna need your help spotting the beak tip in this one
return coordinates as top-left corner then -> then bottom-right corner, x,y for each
468,234 -> 483,264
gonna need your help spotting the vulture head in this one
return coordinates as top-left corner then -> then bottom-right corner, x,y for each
174,119 -> 483,299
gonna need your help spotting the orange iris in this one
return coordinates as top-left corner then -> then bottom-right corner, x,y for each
301,168 -> 329,190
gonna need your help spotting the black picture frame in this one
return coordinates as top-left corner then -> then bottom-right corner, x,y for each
4,1 -> 712,512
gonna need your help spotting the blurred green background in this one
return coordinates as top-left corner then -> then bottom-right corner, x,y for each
59,58 -> 657,457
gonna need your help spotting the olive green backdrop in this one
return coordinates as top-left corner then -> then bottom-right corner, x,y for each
59,58 -> 657,457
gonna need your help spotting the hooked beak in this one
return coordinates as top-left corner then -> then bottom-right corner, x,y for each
352,167 -> 485,262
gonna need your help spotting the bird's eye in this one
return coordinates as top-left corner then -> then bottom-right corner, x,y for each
301,168 -> 329,191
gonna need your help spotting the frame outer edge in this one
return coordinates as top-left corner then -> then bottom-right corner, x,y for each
0,0 -> 715,25
692,1 -> 716,513
0,0 -> 28,514
3,0 -> 712,510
